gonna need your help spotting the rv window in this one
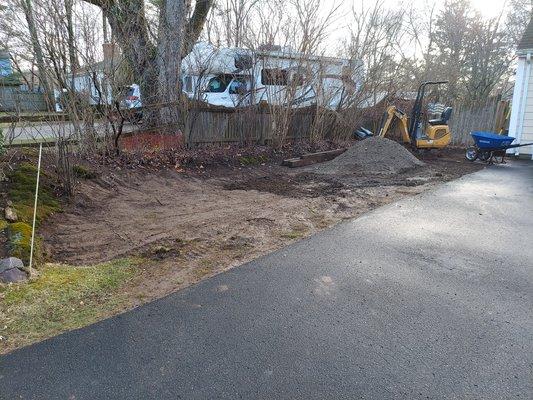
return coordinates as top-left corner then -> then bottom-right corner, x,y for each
206,75 -> 232,93
261,69 -> 288,86
228,78 -> 249,94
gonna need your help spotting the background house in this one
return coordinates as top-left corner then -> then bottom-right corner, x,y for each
509,18 -> 533,159
0,50 -> 47,112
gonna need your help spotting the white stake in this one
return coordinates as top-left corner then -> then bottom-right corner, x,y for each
29,143 -> 42,275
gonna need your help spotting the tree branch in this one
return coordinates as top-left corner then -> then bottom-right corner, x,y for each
182,0 -> 213,56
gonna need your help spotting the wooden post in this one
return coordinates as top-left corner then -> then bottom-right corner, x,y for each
29,142 -> 42,275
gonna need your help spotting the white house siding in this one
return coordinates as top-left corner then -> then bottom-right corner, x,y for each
72,72 -> 112,106
523,60 -> 533,156
509,53 -> 533,158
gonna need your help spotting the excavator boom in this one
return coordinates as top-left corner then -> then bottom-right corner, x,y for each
377,106 -> 410,143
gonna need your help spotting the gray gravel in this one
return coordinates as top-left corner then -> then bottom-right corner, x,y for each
310,137 -> 424,175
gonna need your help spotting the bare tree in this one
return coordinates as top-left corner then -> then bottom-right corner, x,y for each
17,0 -> 53,107
505,0 -> 533,45
82,0 -> 213,128
464,14 -> 514,105
342,1 -> 405,108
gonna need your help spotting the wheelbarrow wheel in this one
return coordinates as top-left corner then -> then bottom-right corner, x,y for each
465,147 -> 478,161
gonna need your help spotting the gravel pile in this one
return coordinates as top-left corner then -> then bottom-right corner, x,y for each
310,137 -> 424,175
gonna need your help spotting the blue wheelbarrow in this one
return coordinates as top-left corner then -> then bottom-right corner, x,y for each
465,131 -> 532,163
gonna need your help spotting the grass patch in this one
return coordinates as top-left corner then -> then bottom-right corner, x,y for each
0,258 -> 140,353
238,155 -> 268,166
8,162 -> 61,225
194,259 -> 215,279
280,222 -> 309,240
280,230 -> 305,239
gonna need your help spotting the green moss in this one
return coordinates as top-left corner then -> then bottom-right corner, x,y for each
7,222 -> 39,265
8,162 -> 61,225
72,164 -> 97,179
0,219 -> 8,230
239,155 -> 268,166
0,258 -> 139,353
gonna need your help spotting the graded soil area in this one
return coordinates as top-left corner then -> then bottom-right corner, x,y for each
41,146 -> 482,302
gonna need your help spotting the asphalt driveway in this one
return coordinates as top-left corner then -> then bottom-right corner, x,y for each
1,161 -> 532,399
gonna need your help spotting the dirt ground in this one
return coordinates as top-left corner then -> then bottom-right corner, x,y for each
41,146 -> 483,304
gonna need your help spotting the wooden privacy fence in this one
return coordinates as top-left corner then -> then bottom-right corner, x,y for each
182,105 -> 353,146
448,99 -> 504,146
180,100 -> 504,147
125,99 -> 505,147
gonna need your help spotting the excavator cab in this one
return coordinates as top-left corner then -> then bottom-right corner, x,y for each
408,81 -> 452,149
428,107 -> 453,126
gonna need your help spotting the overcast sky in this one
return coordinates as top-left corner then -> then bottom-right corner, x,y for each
355,0 -> 508,18
320,0 -> 512,56
458,0 -> 510,17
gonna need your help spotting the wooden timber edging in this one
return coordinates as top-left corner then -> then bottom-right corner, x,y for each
282,148 -> 346,168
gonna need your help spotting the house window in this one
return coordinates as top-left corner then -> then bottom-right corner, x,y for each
261,69 -> 288,86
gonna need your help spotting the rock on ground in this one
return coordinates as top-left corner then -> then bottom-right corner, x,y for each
0,257 -> 27,283
309,137 -> 424,175
5,206 -> 18,223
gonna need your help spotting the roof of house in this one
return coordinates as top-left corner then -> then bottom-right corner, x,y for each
518,17 -> 533,51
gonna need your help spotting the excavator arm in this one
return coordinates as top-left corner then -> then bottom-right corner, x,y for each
377,106 -> 410,143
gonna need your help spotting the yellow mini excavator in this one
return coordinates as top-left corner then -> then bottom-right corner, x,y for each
357,81 -> 453,149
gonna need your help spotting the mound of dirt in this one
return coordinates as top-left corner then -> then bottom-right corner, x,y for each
310,137 -> 424,175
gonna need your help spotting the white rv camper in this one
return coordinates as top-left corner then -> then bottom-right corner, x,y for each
59,43 -> 362,112
181,42 -> 362,109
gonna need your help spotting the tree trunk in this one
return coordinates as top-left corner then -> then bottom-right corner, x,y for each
83,0 -> 213,131
19,0 -> 53,110
157,0 -> 187,131
102,0 -> 159,126
64,0 -> 78,79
